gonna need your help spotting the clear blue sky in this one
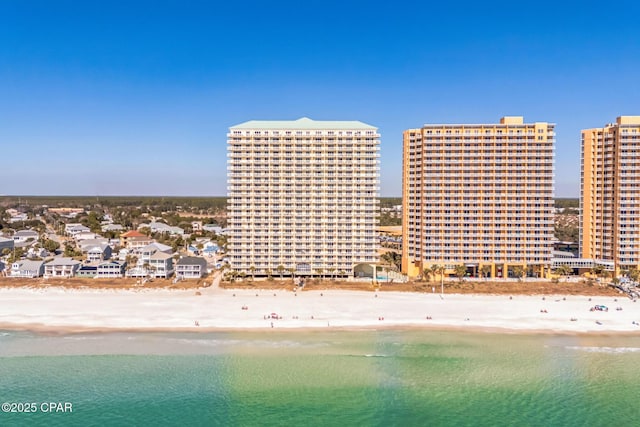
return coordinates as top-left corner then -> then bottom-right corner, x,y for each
1,0 -> 638,197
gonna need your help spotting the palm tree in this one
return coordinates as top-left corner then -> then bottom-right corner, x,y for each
422,266 -> 433,283
554,265 -> 572,280
315,268 -> 324,279
287,267 -> 296,283
327,267 -> 336,281
454,264 -> 467,281
480,265 -> 491,279
249,265 -> 256,281
432,264 -> 445,295
512,266 -> 524,281
276,264 -> 285,280
591,265 -> 604,280
265,268 -> 273,280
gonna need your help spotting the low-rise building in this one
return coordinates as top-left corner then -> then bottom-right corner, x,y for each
96,260 -> 127,278
12,230 -> 39,244
137,243 -> 173,264
44,258 -> 81,277
176,256 -> 208,279
76,265 -> 98,278
85,244 -> 112,262
27,247 -> 49,259
101,224 -> 124,232
10,260 -> 44,278
74,232 -> 101,242
149,252 -> 174,278
140,222 -> 184,236
120,230 -> 153,249
65,224 -> 90,237
202,224 -> 222,234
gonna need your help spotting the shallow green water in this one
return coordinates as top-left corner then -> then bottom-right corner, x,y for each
1,330 -> 639,426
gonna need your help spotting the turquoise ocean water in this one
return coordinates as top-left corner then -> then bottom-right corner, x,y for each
1,330 -> 640,426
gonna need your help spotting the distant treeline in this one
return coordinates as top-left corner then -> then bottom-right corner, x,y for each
555,198 -> 579,209
0,196 -> 227,212
1,196 -> 578,210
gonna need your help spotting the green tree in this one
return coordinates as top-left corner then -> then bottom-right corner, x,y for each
454,264 -> 467,281
276,264 -> 285,280
287,267 -> 296,283
480,265 -> 492,279
512,266 -> 524,280
554,265 -> 572,279
42,239 -> 60,253
381,251 -> 401,271
431,264 -> 445,295
7,248 -> 25,264
249,265 -> 256,281
422,266 -> 433,282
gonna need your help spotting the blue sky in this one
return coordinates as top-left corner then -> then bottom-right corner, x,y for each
1,0 -> 638,197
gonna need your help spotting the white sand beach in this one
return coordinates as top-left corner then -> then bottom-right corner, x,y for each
0,283 -> 638,334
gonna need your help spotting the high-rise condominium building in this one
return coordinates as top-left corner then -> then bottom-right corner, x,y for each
580,116 -> 640,273
402,116 -> 555,279
227,117 -> 380,277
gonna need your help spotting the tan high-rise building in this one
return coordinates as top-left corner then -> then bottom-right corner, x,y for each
227,118 -> 380,277
402,116 -> 555,279
580,116 -> 640,273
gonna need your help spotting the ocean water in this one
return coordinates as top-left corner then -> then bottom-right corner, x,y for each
1,330 -> 640,426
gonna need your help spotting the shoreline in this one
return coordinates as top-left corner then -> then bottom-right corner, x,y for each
0,286 -> 638,336
3,322 -> 640,337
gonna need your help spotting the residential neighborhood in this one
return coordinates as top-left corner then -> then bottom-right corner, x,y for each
0,200 -> 227,281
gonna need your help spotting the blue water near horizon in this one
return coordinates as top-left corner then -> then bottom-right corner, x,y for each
1,329 -> 640,426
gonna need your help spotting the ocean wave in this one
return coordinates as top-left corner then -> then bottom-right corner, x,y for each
345,354 -> 388,358
566,346 -> 640,354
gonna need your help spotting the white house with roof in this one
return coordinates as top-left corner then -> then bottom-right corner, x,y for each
8,212 -> 28,223
96,260 -> 127,278
78,238 -> 109,251
65,224 -> 90,237
12,230 -> 39,244
74,231 -> 101,242
149,252 -> 174,278
101,224 -> 124,233
10,260 -> 44,278
44,258 -> 81,277
27,247 -> 49,259
140,222 -> 184,236
137,242 -> 172,264
86,244 -> 112,262
203,224 -> 223,234
176,256 -> 208,279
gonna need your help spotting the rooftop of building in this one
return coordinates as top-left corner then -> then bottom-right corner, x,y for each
409,116 -> 554,129
230,117 -> 377,130
120,230 -> 147,238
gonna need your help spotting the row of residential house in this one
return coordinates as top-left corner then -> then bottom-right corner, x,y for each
2,215 -> 225,280
5,256 -> 208,280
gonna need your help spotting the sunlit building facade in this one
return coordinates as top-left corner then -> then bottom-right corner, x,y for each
580,116 -> 640,274
227,118 -> 380,277
402,116 -> 555,279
